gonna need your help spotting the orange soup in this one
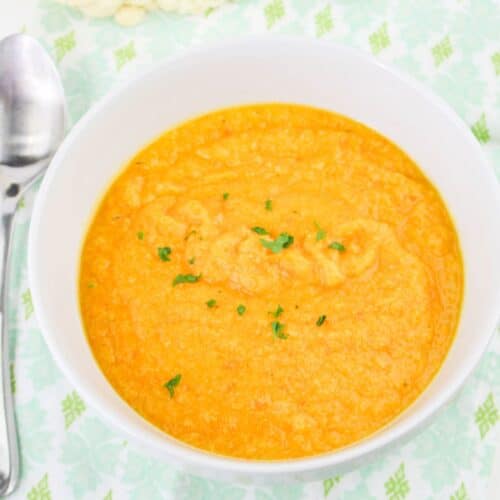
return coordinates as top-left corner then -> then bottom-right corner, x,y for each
80,104 -> 463,459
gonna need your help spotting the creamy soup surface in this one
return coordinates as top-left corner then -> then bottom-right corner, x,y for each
80,104 -> 463,459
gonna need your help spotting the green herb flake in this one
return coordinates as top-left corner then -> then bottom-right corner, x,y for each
271,321 -> 288,339
185,230 -> 197,241
137,231 -> 144,240
223,192 -> 229,200
87,282 -> 95,289
206,299 -> 217,308
172,274 -> 201,286
265,199 -> 273,211
316,315 -> 327,326
158,246 -> 172,261
237,304 -> 246,316
271,305 -> 284,318
188,257 -> 196,265
252,226 -> 269,235
315,221 -> 327,241
328,241 -> 346,252
164,374 -> 181,398
260,233 -> 294,253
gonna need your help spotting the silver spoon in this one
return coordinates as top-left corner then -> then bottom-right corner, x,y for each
0,33 -> 65,496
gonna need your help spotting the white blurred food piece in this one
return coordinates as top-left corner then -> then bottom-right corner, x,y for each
114,5 -> 147,25
56,0 -> 230,25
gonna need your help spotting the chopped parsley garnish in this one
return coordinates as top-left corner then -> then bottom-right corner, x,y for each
164,374 -> 181,398
328,241 -> 346,252
137,231 -> 144,240
265,199 -> 272,211
223,192 -> 229,200
184,230 -> 197,241
252,226 -> 269,235
188,257 -> 196,265
87,282 -> 95,289
271,305 -> 284,318
271,321 -> 288,339
172,273 -> 201,286
206,299 -> 217,308
316,315 -> 327,326
314,221 -> 326,241
158,246 -> 172,261
260,233 -> 294,253
236,304 -> 246,316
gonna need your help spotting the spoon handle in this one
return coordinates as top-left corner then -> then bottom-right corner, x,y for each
0,201 -> 20,496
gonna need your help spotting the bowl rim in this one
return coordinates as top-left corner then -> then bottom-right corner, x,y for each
28,35 -> 500,476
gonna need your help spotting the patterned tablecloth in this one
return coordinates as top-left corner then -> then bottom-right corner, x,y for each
4,1 -> 500,499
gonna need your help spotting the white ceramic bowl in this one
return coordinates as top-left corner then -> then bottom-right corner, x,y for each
29,38 -> 500,483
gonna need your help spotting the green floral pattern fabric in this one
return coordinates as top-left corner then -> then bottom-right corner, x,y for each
7,0 -> 500,498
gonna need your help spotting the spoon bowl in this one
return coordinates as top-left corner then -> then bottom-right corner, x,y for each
0,33 -> 65,169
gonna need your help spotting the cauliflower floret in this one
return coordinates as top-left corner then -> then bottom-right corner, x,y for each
57,0 -> 231,25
